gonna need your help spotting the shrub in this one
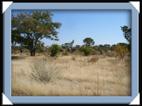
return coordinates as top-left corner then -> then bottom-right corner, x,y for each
80,46 -> 93,56
31,59 -> 59,83
49,44 -> 61,57
114,44 -> 129,60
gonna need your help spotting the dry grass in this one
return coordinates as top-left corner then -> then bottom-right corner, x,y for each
71,56 -> 76,61
88,56 -> 99,63
12,55 -> 131,96
31,60 -> 59,83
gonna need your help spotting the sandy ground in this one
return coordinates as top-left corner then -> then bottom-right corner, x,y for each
12,55 -> 131,96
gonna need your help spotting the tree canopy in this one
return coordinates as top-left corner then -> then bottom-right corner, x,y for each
12,10 -> 61,56
121,26 -> 131,44
83,37 -> 95,46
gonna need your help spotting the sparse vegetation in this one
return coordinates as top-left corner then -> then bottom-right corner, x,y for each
12,55 -> 130,96
12,39 -> 130,96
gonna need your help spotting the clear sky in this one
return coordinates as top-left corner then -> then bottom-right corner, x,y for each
12,10 -> 131,46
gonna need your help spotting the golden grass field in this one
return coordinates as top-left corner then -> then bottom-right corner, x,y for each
12,54 -> 131,96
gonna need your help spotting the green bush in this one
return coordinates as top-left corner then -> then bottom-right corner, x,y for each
49,44 -> 61,57
80,46 -> 93,56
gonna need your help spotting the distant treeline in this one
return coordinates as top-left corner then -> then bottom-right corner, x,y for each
12,41 -> 130,60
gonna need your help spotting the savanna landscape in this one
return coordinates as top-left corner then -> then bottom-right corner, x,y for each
12,10 -> 131,96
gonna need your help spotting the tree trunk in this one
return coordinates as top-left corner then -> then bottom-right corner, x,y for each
30,49 -> 36,56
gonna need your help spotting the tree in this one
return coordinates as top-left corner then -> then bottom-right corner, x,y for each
121,26 -> 131,44
36,42 -> 45,53
83,37 -> 95,46
12,30 -> 20,47
121,26 -> 131,51
12,10 -> 61,56
12,29 -> 26,55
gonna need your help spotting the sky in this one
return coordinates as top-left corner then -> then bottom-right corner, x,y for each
12,10 -> 131,46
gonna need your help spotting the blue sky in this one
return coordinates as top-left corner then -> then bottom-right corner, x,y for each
12,10 -> 131,46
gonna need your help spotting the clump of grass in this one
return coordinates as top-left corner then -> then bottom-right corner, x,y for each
71,56 -> 76,61
88,56 -> 99,63
31,59 -> 59,83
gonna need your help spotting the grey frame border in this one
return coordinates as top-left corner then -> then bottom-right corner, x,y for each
3,3 -> 139,104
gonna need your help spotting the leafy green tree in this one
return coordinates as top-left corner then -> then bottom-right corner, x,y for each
12,10 -> 61,56
49,44 -> 61,57
83,37 -> 95,46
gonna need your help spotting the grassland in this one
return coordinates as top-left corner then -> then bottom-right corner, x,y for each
12,54 -> 130,96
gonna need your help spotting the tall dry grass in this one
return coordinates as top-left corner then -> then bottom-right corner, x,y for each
12,55 -> 131,96
31,59 -> 59,83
